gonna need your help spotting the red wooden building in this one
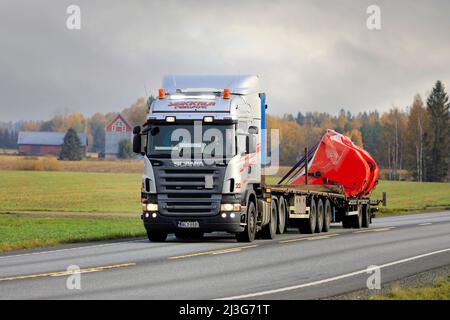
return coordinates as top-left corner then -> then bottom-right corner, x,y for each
18,131 -> 88,156
104,114 -> 133,159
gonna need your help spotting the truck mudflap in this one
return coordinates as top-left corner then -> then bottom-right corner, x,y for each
142,212 -> 245,233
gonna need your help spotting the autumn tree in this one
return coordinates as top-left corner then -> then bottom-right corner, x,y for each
88,113 -> 107,153
122,97 -> 150,127
405,95 -> 428,181
380,108 -> 408,180
425,81 -> 450,182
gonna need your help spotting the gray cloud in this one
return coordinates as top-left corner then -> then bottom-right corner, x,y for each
0,0 -> 449,121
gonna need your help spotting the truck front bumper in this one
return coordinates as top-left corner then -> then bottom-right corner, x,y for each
142,211 -> 245,234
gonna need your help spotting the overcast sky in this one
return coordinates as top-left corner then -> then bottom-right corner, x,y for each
1,0 -> 450,121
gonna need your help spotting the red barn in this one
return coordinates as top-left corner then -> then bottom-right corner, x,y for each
105,114 -> 133,159
17,131 -> 88,156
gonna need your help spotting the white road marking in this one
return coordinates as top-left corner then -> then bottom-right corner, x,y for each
419,223 -> 433,226
0,239 -> 145,260
218,248 -> 450,300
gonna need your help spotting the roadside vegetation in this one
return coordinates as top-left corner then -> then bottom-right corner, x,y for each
0,213 -> 145,253
0,155 -> 143,173
372,276 -> 450,300
0,170 -> 449,215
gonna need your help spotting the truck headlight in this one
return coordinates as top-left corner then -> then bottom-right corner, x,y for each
143,203 -> 158,212
220,203 -> 241,212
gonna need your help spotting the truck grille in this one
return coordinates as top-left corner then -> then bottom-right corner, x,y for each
154,167 -> 225,217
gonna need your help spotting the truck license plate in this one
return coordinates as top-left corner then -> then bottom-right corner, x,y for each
178,221 -> 200,229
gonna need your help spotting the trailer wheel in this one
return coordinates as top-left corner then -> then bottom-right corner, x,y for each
261,200 -> 278,239
323,200 -> 332,232
236,201 -> 257,243
315,199 -> 324,233
277,196 -> 287,234
299,196 -> 316,234
146,229 -> 168,242
352,205 -> 363,229
362,204 -> 370,228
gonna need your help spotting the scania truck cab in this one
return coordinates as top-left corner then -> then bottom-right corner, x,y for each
134,75 -> 270,242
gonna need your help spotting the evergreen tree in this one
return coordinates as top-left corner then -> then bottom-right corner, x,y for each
60,128 -> 83,161
425,81 -> 450,182
118,139 -> 133,159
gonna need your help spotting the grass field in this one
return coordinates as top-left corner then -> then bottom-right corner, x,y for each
372,276 -> 450,300
0,170 -> 141,213
1,171 -> 449,214
0,213 -> 145,252
371,181 -> 450,214
0,170 -> 449,252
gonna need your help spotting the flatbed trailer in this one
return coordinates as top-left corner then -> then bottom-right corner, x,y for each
254,183 -> 382,235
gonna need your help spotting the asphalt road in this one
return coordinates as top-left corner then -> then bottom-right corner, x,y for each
0,211 -> 449,300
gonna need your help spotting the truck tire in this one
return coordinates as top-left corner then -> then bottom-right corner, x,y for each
277,196 -> 287,234
261,200 -> 278,239
315,199 -> 324,233
299,196 -> 316,234
323,199 -> 332,232
146,229 -> 168,242
236,201 -> 257,243
352,205 -> 363,229
362,204 -> 370,228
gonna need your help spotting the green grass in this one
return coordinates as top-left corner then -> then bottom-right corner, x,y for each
0,170 -> 449,252
0,170 -> 141,213
372,276 -> 450,300
266,176 -> 450,215
1,170 -> 449,216
0,213 -> 146,253
371,181 -> 450,215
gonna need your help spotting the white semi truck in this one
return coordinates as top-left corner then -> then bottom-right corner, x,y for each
133,75 -> 382,242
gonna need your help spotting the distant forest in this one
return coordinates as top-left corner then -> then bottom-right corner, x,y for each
1,81 -> 449,182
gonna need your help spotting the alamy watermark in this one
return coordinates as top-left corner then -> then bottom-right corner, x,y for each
366,265 -> 381,290
66,265 -> 82,290
366,5 -> 381,30
66,5 -> 81,30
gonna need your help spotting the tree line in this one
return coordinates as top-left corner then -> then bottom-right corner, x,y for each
268,80 -> 450,182
1,81 -> 449,182
0,97 -> 153,154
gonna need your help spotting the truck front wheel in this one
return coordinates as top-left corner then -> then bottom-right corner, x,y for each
146,229 -> 168,242
236,201 -> 257,243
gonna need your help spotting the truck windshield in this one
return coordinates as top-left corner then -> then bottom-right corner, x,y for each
146,123 -> 236,162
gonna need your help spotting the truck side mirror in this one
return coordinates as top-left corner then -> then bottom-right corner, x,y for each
133,126 -> 143,154
133,134 -> 142,154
